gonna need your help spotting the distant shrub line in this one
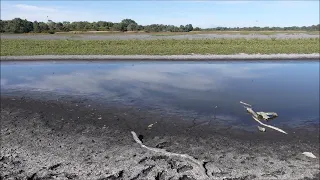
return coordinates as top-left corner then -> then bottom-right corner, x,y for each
1,18 -> 319,34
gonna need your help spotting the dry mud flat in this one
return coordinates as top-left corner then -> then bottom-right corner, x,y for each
1,33 -> 319,40
1,96 -> 319,180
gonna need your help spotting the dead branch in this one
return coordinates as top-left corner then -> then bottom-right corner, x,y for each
240,101 -> 287,134
246,107 -> 258,118
251,116 -> 288,134
240,101 -> 252,107
131,131 -> 208,177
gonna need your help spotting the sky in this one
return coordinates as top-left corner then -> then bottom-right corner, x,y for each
1,1 -> 319,28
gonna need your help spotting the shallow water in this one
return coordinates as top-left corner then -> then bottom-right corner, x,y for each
1,60 -> 319,129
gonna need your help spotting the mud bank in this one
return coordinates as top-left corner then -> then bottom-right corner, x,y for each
1,54 -> 320,61
1,96 -> 319,180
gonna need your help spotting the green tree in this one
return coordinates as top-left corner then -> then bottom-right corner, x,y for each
173,26 -> 180,32
47,20 -> 55,30
97,21 -> 106,30
120,19 -> 137,31
194,27 -> 201,31
0,20 -> 6,32
111,23 -> 122,31
185,24 -> 193,32
179,25 -> 186,32
23,20 -> 33,32
75,22 -> 86,31
121,19 -> 136,26
166,25 -> 174,32
33,21 -> 41,33
39,22 -> 49,32
138,25 -> 144,31
7,18 -> 33,33
91,22 -> 98,30
127,23 -> 138,31
55,22 -> 64,31
62,21 -> 71,31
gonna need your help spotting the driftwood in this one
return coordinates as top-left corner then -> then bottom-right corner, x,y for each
246,107 -> 258,118
256,112 -> 278,121
240,101 -> 287,134
252,115 -> 287,134
131,131 -> 208,177
240,101 -> 252,107
302,152 -> 317,158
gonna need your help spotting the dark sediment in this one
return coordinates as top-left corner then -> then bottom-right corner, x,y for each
1,96 -> 319,180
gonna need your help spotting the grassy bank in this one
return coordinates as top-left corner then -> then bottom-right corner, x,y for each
149,31 -> 320,36
2,30 -> 320,36
1,38 -> 319,56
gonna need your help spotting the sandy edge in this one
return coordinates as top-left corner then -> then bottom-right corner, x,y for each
1,54 -> 320,61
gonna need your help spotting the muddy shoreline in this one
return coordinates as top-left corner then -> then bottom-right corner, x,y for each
1,54 -> 320,61
1,96 -> 319,180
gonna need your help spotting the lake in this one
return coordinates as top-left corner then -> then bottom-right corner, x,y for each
1,60 -> 319,130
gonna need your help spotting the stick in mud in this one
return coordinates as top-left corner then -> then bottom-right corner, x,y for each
131,131 -> 208,178
240,101 -> 287,134
251,116 -> 288,134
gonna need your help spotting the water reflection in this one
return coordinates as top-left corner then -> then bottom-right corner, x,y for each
1,61 -> 319,127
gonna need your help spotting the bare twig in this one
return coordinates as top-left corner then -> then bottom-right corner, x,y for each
240,101 -> 252,107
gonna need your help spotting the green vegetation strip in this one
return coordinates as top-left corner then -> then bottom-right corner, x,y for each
1,38 -> 319,56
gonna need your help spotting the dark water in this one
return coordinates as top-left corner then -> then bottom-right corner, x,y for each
1,60 -> 319,129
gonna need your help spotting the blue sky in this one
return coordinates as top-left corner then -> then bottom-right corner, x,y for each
1,1 -> 319,28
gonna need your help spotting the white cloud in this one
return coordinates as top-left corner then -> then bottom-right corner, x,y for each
14,4 -> 57,12
1,1 -> 317,27
1,3 -> 117,22
2,63 -> 283,95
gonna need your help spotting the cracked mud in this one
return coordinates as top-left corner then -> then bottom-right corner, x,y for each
1,96 -> 319,180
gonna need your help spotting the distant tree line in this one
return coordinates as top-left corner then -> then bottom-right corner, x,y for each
205,25 -> 320,31
0,18 -> 319,34
0,18 -> 195,33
